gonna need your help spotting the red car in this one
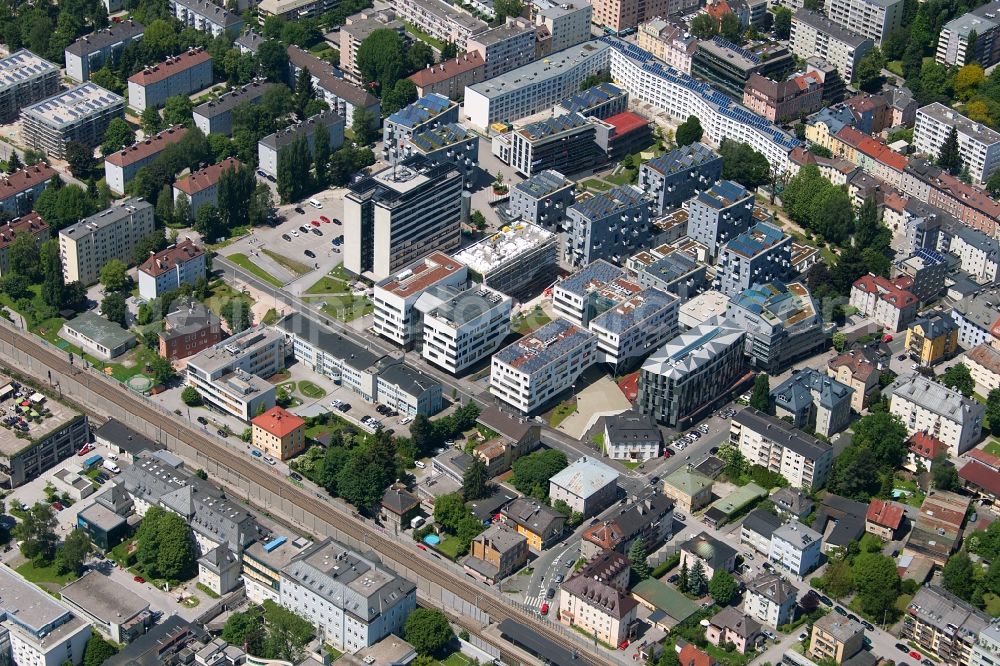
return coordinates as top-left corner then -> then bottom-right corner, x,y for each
540,603 -> 549,615
910,652 -> 922,661
320,216 -> 330,223
311,220 -> 321,227
619,641 -> 630,651
417,544 -> 427,551
77,444 -> 91,456
51,502 -> 64,511
133,575 -> 145,583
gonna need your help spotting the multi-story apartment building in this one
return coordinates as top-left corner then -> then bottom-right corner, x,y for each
508,170 -> 575,230
408,52 -> 486,100
936,0 -> 1000,67
454,222 -> 559,299
491,318 -> 598,413
770,521 -> 822,577
258,110 -> 345,178
901,586 -> 990,666
893,249 -> 948,303
771,368 -> 852,437
383,93 -> 459,162
743,71 -> 824,123
0,162 -> 56,217
591,0 -> 674,36
157,299 -> 224,361
59,198 -> 154,285
280,539 -> 417,653
464,525 -> 528,584
565,185 -> 653,267
827,348 -> 879,412
0,213 -> 48,277
172,157 -> 241,220
555,82 -> 629,120
137,239 -> 206,300
193,79 -> 273,136
824,0 -> 902,45
952,289 -> 1000,350
639,143 -> 723,214
686,179 -> 755,258
396,0 -> 487,48
550,455 -> 620,516
344,156 -> 463,281
65,22 -> 145,83
372,251 -> 468,347
731,408 -> 834,489
258,0 -> 336,22
717,222 -> 792,297
287,47 -> 381,131
967,344 -> 1000,395
810,614 -> 866,665
637,319 -> 748,427
559,556 -> 637,646
905,313 -> 958,366
235,29 -> 263,54
971,622 -> 1000,666
946,225 -> 1000,286
914,103 -> 1000,185
532,0 -> 592,52
900,159 -> 1000,237
169,0 -> 243,37
20,83 -> 126,158
637,17 -> 698,73
888,374 -> 984,457
789,10 -> 874,82
601,411 -> 664,463
105,125 -> 187,195
626,244 -> 707,299
725,281 -> 825,374
0,566 -> 92,666
422,286 -> 512,374
692,38 -> 796,101
849,273 -> 918,332
127,48 -> 212,111
468,19 -> 538,79
0,50 -> 59,123
340,9 -> 405,83
251,406 -> 305,461
186,326 -> 285,421
504,112 -> 602,178
745,573 -> 797,628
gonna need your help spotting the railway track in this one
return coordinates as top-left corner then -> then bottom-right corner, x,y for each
0,323 -> 612,666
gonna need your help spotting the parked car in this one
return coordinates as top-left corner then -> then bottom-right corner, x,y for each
312,228 -> 322,236
674,512 -> 685,522
294,206 -> 305,214
217,428 -> 228,437
709,447 -> 719,454
922,660 -> 935,666
290,472 -> 303,481
291,230 -> 299,237
909,652 -> 922,661
650,476 -> 660,485
320,216 -> 330,223
329,399 -> 342,409
554,574 -> 564,583
667,574 -> 679,583
862,621 -> 875,631
133,575 -> 145,583
743,551 -> 754,560
299,225 -> 309,233
546,588 -> 555,599
338,403 -> 351,412
304,249 -> 316,258
415,461 -> 426,469
251,449 -> 263,458
263,455 -> 277,465
282,233 -> 291,241
197,416 -> 208,425
51,501 -> 64,511
77,444 -> 91,456
834,606 -> 847,616
895,645 -> 909,653
399,416 -> 413,425
818,595 -> 833,607
311,220 -> 321,227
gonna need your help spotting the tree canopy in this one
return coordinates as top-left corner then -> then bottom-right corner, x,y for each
510,449 -> 568,498
404,609 -> 454,655
675,115 -> 703,147
135,505 -> 196,581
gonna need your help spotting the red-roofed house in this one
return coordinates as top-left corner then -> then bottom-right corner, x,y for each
137,239 -> 206,300
127,48 -> 213,113
834,126 -> 909,187
173,157 -> 241,218
925,171 -> 1000,236
849,273 -> 919,332
0,213 -> 48,277
408,52 -> 486,101
968,447 -> 1000,471
705,0 -> 732,23
104,126 -> 187,194
679,644 -> 716,666
905,432 -> 948,473
883,191 -> 909,233
959,460 -> 1000,505
743,71 -> 824,123
0,162 -> 56,217
251,406 -> 305,460
599,111 -> 652,161
866,498 -> 905,540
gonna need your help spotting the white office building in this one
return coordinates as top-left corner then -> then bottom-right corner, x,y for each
824,0 -> 903,45
769,521 -> 822,577
888,374 -> 985,456
422,286 -> 512,374
59,198 -> 155,285
914,103 -> 1000,185
372,252 -> 468,347
789,10 -> 874,82
491,318 -> 598,413
0,566 -> 91,666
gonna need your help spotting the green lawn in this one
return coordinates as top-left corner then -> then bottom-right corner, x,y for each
318,295 -> 373,322
549,400 -> 576,427
298,381 -> 327,399
984,593 -> 1000,616
306,275 -> 349,295
16,560 -> 75,587
204,281 -> 255,319
404,21 -> 445,49
581,178 -> 611,192
228,253 -> 284,287
262,249 -> 312,276
606,170 -> 635,185
512,306 -> 551,334
984,440 -> 1000,457
437,652 -> 473,666
887,60 -> 904,76
435,535 -> 464,560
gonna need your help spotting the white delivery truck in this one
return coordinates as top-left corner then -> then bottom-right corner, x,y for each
102,460 -> 121,474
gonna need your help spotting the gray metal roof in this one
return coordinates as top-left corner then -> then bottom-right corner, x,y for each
549,456 -> 619,499
493,317 -> 595,375
771,369 -> 851,412
65,22 -> 144,56
641,319 -> 745,380
793,9 -> 871,47
193,79 -> 273,119
732,408 -> 832,462
887,374 -> 984,426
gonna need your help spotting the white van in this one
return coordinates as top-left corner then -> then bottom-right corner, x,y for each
308,198 -> 323,209
102,460 -> 120,474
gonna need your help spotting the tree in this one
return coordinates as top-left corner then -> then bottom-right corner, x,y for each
149,356 -> 176,386
750,373 -> 771,412
353,108 -> 378,145
773,7 -> 791,39
83,636 -> 119,666
357,28 -> 405,95
65,141 -> 96,179
258,40 -> 290,82
852,411 -> 909,467
510,449 -> 568,497
222,607 -> 265,655
99,259 -> 129,293
691,13 -> 717,39
8,231 -> 40,280
217,164 -> 256,231
932,455 -> 961,491
220,298 -> 252,333
852,552 -> 900,618
832,331 -> 847,352
937,126 -> 963,175
827,447 -> 882,500
403,609 -> 454,655
382,78 -> 417,115
987,388 -> 1000,435
941,363 -> 975,397
101,292 -> 128,328
462,457 -> 489,500
293,67 -> 316,119
719,12 -> 742,43
135,506 -> 196,580
195,202 -> 225,241
156,183 -> 175,226
719,139 -> 770,189
441,41 -> 458,59
675,115 -> 703,146
261,600 -> 314,663
709,569 -> 739,605
409,41 -> 435,72
56,528 -> 91,576
941,550 -> 976,601
853,48 -> 885,93
182,386 -> 202,406
40,239 -> 64,308
688,559 -> 708,596
628,537 -> 649,581
822,560 -> 855,598
132,230 -> 168,265
12,502 -> 57,563
162,94 -> 194,127
955,63 -> 985,100
313,125 -> 331,185
987,170 -> 1000,198
141,106 -> 164,135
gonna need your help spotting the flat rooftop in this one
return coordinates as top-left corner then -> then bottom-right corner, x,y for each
697,36 -> 761,71
557,82 -> 624,115
0,377 -> 80,458
724,222 -> 787,258
591,287 -> 678,335
244,534 -> 312,572
0,555 -> 79,634
514,169 -> 572,199
454,222 -> 555,274
187,326 -> 282,375
570,185 -> 645,220
60,198 -> 151,241
387,93 -> 454,130
793,9 -> 871,47
557,260 -> 625,298
427,286 -> 510,326
60,570 -> 148,624
21,82 -> 125,130
410,122 -> 472,152
193,79 -> 272,119
918,102 -> 1000,147
518,112 -> 591,141
468,40 -> 610,100
0,50 -> 57,91
494,317 -> 593,373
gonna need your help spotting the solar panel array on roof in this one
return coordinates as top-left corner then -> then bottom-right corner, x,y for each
23,82 -> 124,129
519,112 -> 590,141
725,222 -> 786,258
387,93 -> 453,129
571,185 -> 646,220
409,122 -> 471,152
0,50 -> 58,90
557,82 -> 623,114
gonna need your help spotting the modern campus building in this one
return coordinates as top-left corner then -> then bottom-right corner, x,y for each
717,222 -> 792,297
169,0 -> 244,36
0,566 -> 92,666
936,0 -> 1000,67
127,48 -> 213,111
914,103 -> 1000,185
789,10 -> 874,82
287,46 -> 381,131
626,244 -> 707,299
58,198 -> 155,285
824,0 -> 902,44
137,239 -> 206,300
404,123 -> 479,186
258,110 -> 345,178
421,286 -> 513,374
453,222 -> 559,299
888,374 -> 985,457
565,185 -> 653,267
344,156 -> 463,281
508,170 -> 576,230
691,38 -> 795,101
382,93 -> 460,163
491,318 -> 597,413
20,82 -> 126,158
686,180 -> 755,258
637,319 -> 748,427
104,125 -> 188,195
186,327 -> 284,421
639,143 -> 723,214
503,112 -> 602,178
731,408 -> 834,489
0,50 -> 60,122
65,21 -> 145,83
193,79 -> 273,136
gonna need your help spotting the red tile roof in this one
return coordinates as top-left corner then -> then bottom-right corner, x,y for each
705,0 -> 732,21
0,213 -> 47,250
867,498 -> 904,529
105,126 -> 187,167
679,644 -> 714,666
908,432 -> 947,460
138,239 -> 204,278
827,349 -> 877,381
377,251 -> 465,297
884,191 -> 908,213
605,111 -> 649,136
127,48 -> 211,86
932,171 -> 1000,218
851,273 -> 918,309
968,447 -> 1000,471
408,52 -> 485,87
173,157 -> 241,196
251,406 -> 305,438
959,460 -> 1000,496
836,126 -> 908,172
0,162 -> 55,200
